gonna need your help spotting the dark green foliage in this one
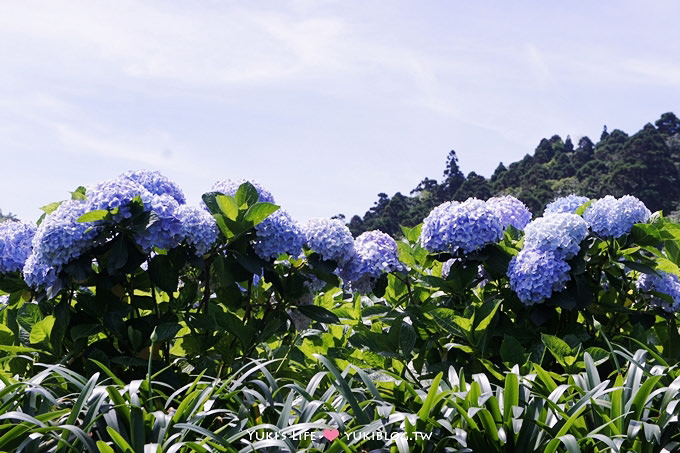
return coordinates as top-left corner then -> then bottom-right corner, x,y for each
608,123 -> 680,213
0,210 -> 17,223
350,112 -> 680,237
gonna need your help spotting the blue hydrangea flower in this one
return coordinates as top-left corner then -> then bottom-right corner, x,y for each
523,213 -> 589,259
210,179 -> 275,203
0,221 -> 36,274
486,196 -> 532,230
177,205 -> 219,256
441,258 -> 456,278
87,172 -> 197,253
121,170 -> 186,204
253,209 -> 305,260
30,200 -> 99,269
86,177 -> 152,220
420,198 -> 504,253
507,249 -> 572,305
133,195 -> 184,253
304,218 -> 355,265
636,271 -> 680,313
544,195 -> 590,216
583,195 -> 651,238
22,252 -> 58,289
339,230 -> 403,293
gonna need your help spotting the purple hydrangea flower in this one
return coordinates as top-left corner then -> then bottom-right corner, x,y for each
86,177 -> 151,220
22,200 -> 98,289
304,218 -> 355,265
486,196 -> 532,230
121,170 -> 186,204
523,213 -> 589,260
0,221 -> 36,274
30,200 -> 99,269
177,205 -> 219,256
210,179 -> 275,203
441,258 -> 456,278
133,195 -> 184,252
420,198 -> 504,253
339,230 -> 403,293
22,252 -> 58,289
507,249 -> 572,305
253,209 -> 305,260
583,195 -> 651,238
544,195 -> 590,216
636,271 -> 680,313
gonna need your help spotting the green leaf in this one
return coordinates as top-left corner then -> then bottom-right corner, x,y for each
399,321 -> 417,356
151,322 -> 182,343
244,202 -> 279,226
77,210 -> 110,223
201,192 -> 221,215
107,236 -> 128,273
215,194 -> 239,220
500,335 -> 527,365
149,254 -> 179,294
474,300 -> 500,332
417,372 -> 443,421
541,334 -> 572,365
429,307 -> 472,334
235,182 -> 260,207
29,315 -> 55,346
297,305 -> 340,324
70,186 -> 88,200
40,201 -> 62,215
17,303 -> 43,332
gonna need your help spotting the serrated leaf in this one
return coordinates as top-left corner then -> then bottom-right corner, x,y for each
77,210 -> 110,223
244,202 -> 279,226
215,194 -> 239,220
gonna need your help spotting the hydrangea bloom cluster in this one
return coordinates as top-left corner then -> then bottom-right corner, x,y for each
304,218 -> 355,265
121,170 -> 186,204
176,205 -> 220,256
420,198 -> 504,254
253,209 -> 305,260
523,213 -> 589,260
22,199 -> 99,288
544,195 -> 590,216
0,221 -> 36,274
86,177 -> 149,220
29,200 -> 99,269
507,213 -> 588,305
339,230 -> 403,293
583,195 -> 651,238
636,271 -> 680,313
507,250 -> 572,305
210,179 -> 275,203
86,171 -> 197,253
23,171 -> 218,288
486,196 -> 532,230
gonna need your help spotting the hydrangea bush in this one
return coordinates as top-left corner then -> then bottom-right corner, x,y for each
0,173 -> 678,394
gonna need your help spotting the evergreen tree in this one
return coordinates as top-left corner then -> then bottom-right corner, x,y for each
453,172 -> 492,200
608,124 -> 680,213
437,150 -> 465,201
655,112 -> 680,137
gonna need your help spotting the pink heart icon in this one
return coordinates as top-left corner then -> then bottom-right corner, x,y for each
323,429 -> 340,441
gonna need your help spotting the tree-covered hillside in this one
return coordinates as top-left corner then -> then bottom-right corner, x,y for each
349,112 -> 680,236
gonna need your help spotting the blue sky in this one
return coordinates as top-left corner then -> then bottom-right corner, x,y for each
1,1 -> 679,223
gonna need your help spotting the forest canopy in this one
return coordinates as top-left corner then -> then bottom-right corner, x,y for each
349,112 -> 680,236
